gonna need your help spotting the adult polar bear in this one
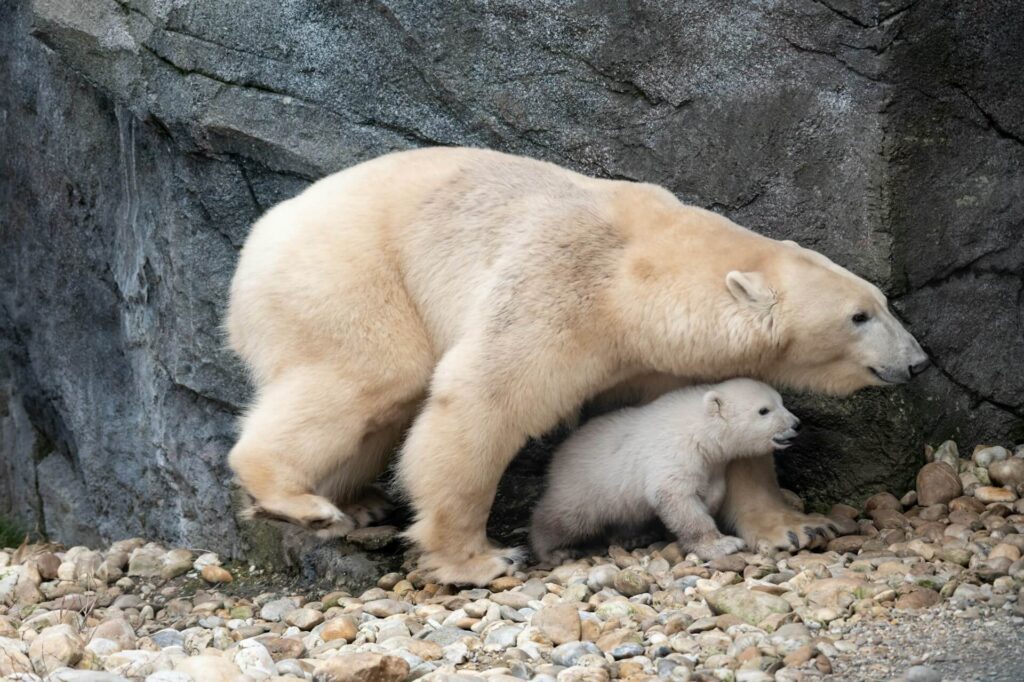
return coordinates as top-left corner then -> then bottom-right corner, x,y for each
226,147 -> 928,585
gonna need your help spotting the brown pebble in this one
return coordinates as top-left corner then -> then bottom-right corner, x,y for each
870,509 -> 909,530
200,565 -> 232,584
895,588 -> 941,609
917,462 -> 963,506
865,492 -> 902,512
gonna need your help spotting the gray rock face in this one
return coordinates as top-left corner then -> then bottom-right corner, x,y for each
1,0 -> 1022,559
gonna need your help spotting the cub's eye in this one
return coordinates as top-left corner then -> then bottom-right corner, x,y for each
758,407 -> 770,415
852,312 -> 870,324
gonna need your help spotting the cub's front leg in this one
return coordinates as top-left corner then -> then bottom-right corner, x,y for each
655,488 -> 745,561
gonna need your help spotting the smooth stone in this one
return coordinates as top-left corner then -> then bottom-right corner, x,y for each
827,535 -> 868,553
829,503 -> 859,519
321,616 -> 359,643
613,568 -> 651,597
484,624 -> 523,650
91,617 -> 135,650
151,628 -> 185,649
200,565 -> 232,584
551,641 -> 602,667
309,651 -> 409,675
973,446 -> 1010,467
870,509 -> 909,529
705,585 -> 790,625
975,487 -> 1017,504
260,597 -> 301,622
284,607 -> 324,630
931,441 -> 960,468
917,462 -> 962,506
532,603 -> 581,645
28,624 -> 84,674
894,588 -> 940,610
949,496 -> 986,513
865,492 -> 902,512
586,565 -> 618,592
609,642 -> 644,659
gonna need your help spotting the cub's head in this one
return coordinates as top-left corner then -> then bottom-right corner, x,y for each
726,241 -> 929,396
703,378 -> 801,456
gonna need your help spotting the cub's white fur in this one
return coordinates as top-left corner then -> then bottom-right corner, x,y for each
531,378 -> 800,561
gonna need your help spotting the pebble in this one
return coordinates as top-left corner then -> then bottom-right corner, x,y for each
284,607 -> 324,630
989,458 -> 1024,487
321,615 -> 359,643
705,585 -> 791,625
28,624 -> 84,674
200,564 -> 233,584
532,602 -> 581,645
551,641 -> 603,667
917,462 -> 962,506
974,486 -> 1018,503
612,568 -> 651,596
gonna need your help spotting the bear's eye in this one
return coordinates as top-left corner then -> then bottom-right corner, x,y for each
758,407 -> 770,415
851,312 -> 870,324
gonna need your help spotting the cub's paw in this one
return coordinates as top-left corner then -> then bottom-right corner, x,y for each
422,546 -> 524,586
692,534 -> 747,561
738,510 -> 839,554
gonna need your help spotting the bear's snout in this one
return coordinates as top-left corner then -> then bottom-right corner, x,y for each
910,355 -> 931,376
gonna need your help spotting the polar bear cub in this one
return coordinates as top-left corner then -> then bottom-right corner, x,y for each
530,378 -> 801,561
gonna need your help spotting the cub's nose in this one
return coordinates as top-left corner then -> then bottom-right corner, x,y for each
791,418 -> 802,432
910,357 -> 931,376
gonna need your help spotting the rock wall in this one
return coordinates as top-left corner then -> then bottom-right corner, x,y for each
1,0 -> 1022,555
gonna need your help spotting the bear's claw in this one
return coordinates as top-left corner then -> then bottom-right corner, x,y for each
740,510 -> 841,554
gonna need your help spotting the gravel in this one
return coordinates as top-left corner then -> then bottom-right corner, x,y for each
0,438 -> 1022,680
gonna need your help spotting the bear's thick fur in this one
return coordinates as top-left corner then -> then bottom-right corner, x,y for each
226,147 -> 928,585
530,379 -> 801,562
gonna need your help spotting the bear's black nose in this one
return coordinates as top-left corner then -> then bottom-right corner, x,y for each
792,419 -> 802,432
910,357 -> 931,376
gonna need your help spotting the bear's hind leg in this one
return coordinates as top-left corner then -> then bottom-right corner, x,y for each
321,407 -> 420,528
230,364 -> 425,538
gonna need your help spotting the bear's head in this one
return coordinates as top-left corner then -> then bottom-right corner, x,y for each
725,241 -> 929,396
703,378 -> 801,457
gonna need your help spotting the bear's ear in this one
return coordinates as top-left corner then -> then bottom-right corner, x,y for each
725,271 -> 775,308
782,239 -> 800,249
704,391 -> 723,418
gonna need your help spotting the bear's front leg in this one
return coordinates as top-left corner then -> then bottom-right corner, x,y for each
400,336 -> 604,585
721,455 -> 839,553
656,489 -> 746,561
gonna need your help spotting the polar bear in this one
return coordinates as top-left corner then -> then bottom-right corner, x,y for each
530,379 -> 801,562
225,146 -> 929,585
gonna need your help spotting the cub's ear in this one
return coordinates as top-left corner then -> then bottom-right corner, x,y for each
782,239 -> 800,248
725,271 -> 775,308
704,391 -> 723,417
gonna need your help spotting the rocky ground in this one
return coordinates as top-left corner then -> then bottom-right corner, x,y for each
1,441 -> 1023,682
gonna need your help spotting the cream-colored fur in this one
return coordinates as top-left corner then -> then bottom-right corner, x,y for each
225,147 -> 928,584
530,379 -> 800,562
